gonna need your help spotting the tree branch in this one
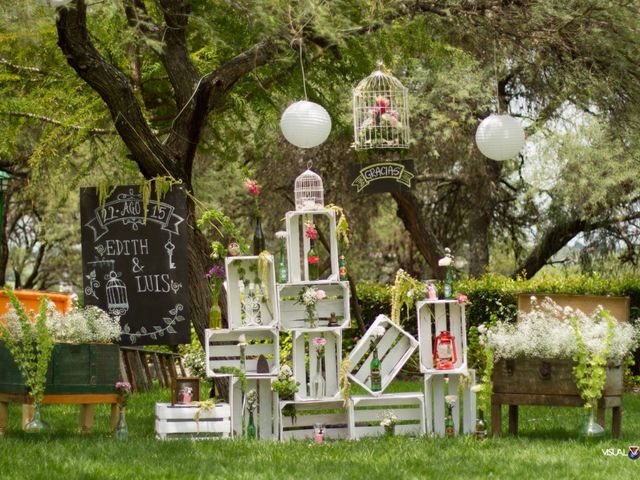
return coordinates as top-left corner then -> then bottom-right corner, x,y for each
56,0 -> 174,179
0,111 -> 115,135
0,57 -> 58,77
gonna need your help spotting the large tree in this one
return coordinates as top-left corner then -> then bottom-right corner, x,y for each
2,0 -> 640,342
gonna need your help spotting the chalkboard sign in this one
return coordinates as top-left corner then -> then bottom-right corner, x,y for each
350,159 -> 415,194
80,185 -> 190,346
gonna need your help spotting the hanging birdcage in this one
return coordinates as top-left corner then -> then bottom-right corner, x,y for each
294,168 -> 324,211
105,271 -> 129,316
352,66 -> 410,150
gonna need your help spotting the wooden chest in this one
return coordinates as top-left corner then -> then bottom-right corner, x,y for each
493,357 -> 623,398
0,343 -> 120,395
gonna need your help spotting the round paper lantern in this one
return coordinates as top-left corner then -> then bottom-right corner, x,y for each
280,101 -> 331,149
475,114 -> 525,161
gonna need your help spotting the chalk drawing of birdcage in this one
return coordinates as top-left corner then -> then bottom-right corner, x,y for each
105,271 -> 129,316
352,64 -> 410,150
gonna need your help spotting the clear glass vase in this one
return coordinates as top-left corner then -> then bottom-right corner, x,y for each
305,306 -> 318,328
474,409 -> 488,440
384,424 -> 395,437
580,405 -> 605,440
24,402 -> 50,433
277,244 -> 288,284
114,405 -> 128,440
311,359 -> 326,398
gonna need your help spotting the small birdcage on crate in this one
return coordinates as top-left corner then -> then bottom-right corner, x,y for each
294,168 -> 324,211
352,65 -> 410,150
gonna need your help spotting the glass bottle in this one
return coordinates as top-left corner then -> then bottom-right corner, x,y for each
246,410 -> 257,439
580,404 -> 605,440
253,217 -> 265,255
444,266 -> 453,299
308,239 -> 319,280
311,358 -> 326,398
370,346 -> 382,392
445,405 -> 455,438
24,402 -> 50,433
474,409 -> 487,440
209,294 -> 222,329
277,243 -> 288,283
114,405 -> 128,440
339,242 -> 348,281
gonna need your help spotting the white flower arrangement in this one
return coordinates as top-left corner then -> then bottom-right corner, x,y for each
380,410 -> 398,428
275,230 -> 288,240
45,305 -> 121,344
445,395 -> 457,408
246,389 -> 258,412
480,298 -> 639,363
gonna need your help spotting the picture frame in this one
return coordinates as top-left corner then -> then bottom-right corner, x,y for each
171,376 -> 200,405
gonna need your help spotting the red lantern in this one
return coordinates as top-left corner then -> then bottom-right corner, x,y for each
433,330 -> 457,370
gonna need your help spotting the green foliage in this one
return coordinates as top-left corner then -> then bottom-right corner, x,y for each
215,366 -> 247,393
0,289 -> 53,404
357,273 -> 640,373
571,310 -> 615,408
197,209 -> 249,254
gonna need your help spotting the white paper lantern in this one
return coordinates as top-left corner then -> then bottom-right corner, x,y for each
280,100 -> 331,149
475,114 -> 525,161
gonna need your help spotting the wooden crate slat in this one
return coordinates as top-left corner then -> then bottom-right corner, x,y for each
285,210 -> 339,283
225,256 -> 279,329
293,330 -> 342,400
347,315 -> 418,396
279,399 -> 349,441
417,300 -> 468,375
278,282 -> 350,330
155,402 -> 231,439
205,328 -> 279,377
424,371 -> 477,437
230,377 -> 278,440
349,393 -> 425,439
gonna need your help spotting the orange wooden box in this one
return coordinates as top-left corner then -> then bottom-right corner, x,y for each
0,289 -> 72,317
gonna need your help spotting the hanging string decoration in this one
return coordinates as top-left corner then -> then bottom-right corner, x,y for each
352,65 -> 410,150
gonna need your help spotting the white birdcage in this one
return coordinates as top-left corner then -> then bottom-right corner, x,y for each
105,271 -> 129,316
294,168 -> 324,211
352,66 -> 410,150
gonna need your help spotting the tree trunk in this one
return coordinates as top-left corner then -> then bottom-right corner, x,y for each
391,190 -> 445,278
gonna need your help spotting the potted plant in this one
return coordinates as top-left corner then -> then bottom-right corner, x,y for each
0,291 -> 122,397
480,296 -> 639,438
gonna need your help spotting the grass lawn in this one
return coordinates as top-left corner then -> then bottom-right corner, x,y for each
0,381 -> 638,480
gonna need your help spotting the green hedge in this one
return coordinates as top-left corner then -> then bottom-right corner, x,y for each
356,273 -> 640,329
355,273 -> 640,373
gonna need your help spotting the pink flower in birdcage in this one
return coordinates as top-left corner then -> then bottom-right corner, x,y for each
375,96 -> 390,115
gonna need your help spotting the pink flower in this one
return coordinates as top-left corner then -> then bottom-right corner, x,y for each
375,96 -> 389,114
245,178 -> 260,196
305,222 -> 318,240
315,289 -> 327,300
312,337 -> 327,347
457,293 -> 468,304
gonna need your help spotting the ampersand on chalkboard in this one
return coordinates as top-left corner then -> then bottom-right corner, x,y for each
132,256 -> 144,274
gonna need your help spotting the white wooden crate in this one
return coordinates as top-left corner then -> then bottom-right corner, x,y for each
225,256 -> 279,329
292,329 -> 342,400
279,399 -> 350,441
349,393 -> 425,439
424,370 -> 476,437
278,282 -> 351,330
347,315 -> 418,396
285,209 -> 339,282
155,402 -> 231,440
205,327 -> 279,377
278,281 -> 350,330
230,377 -> 279,440
417,300 -> 468,375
